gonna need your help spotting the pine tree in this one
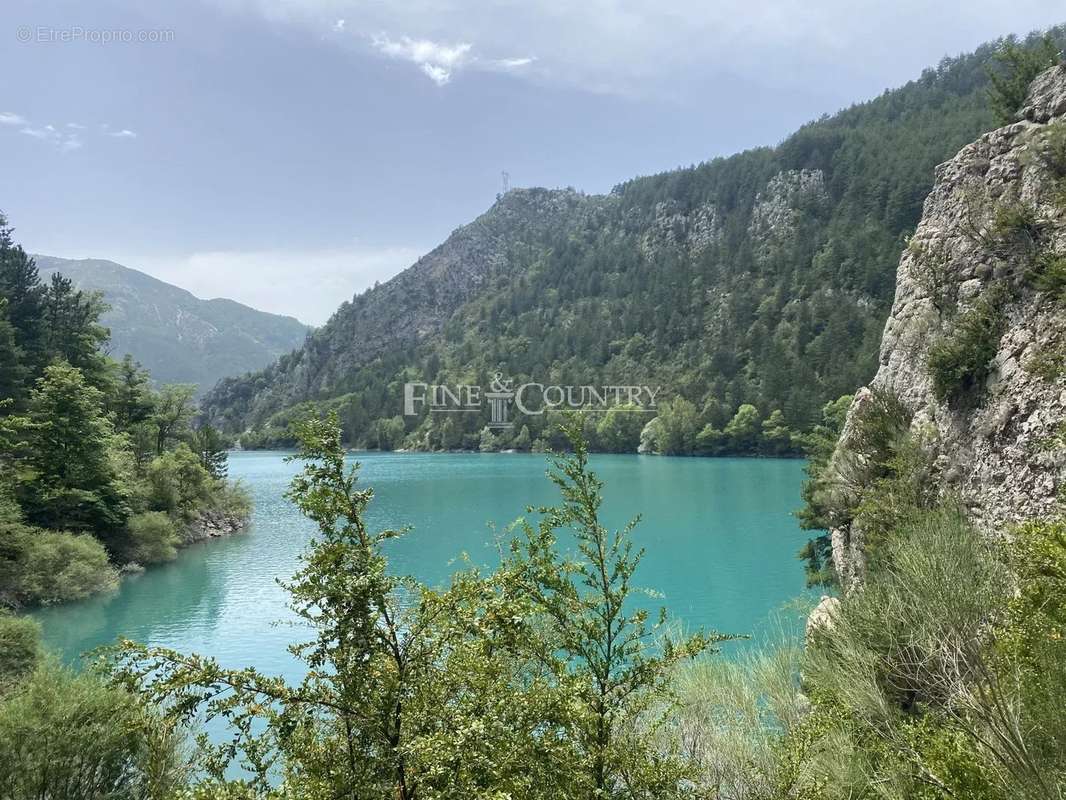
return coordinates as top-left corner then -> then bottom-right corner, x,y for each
15,363 -> 129,536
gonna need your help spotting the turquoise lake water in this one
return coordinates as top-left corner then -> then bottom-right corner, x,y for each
34,451 -> 814,675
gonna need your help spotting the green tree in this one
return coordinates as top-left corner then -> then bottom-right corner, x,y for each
144,444 -> 215,522
513,423 -> 532,451
760,408 -> 794,455
595,404 -> 645,453
986,35 -> 1063,124
14,363 -> 129,535
111,354 -> 155,431
372,415 -> 405,450
694,423 -> 725,455
113,413 -> 568,798
151,384 -> 197,456
0,216 -> 45,383
191,424 -> 229,479
724,404 -> 762,454
0,522 -> 118,607
655,398 -> 701,455
505,419 -> 730,796
0,300 -> 26,409
126,511 -> 181,565
479,425 -> 500,452
41,272 -> 111,389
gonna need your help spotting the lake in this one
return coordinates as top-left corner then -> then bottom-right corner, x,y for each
34,450 -> 815,675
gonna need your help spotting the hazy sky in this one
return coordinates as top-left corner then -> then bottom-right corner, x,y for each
2,0 -> 1064,324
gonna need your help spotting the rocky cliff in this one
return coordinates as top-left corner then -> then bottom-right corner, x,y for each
827,66 -> 1066,586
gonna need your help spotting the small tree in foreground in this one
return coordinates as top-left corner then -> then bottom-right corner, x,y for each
505,418 -> 734,797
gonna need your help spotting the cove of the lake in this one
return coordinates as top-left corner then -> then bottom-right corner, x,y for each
34,451 -> 816,675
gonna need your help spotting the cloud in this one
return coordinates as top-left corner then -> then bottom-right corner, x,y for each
19,123 -> 82,152
371,34 -> 473,85
3,113 -> 135,151
215,0 -> 1066,97
141,244 -> 426,325
490,57 -> 535,70
332,18 -> 345,32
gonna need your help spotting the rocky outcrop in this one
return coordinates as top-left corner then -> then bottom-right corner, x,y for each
183,510 -> 248,544
828,67 -> 1066,585
202,188 -> 605,429
640,200 -> 722,260
748,169 -> 827,259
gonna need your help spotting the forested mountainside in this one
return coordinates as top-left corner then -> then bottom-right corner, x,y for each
34,255 -> 308,393
203,29 -> 1066,452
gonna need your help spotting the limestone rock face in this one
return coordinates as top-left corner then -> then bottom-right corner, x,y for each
748,169 -> 827,258
806,595 -> 842,641
829,67 -> 1066,584
640,200 -> 722,260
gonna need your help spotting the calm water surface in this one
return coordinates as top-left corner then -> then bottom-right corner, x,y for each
34,451 -> 814,674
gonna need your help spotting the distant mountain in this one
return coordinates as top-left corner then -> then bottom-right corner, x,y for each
34,255 -> 309,392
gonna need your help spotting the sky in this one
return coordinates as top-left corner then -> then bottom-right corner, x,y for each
2,0 -> 1064,325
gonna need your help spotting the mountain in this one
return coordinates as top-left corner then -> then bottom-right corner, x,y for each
807,64 -> 1066,588
34,255 -> 309,392
202,29 -> 1065,450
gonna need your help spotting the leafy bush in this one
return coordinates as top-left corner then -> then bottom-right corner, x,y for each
126,512 -> 181,565
928,288 -> 1006,403
0,522 -> 118,607
0,661 -> 190,799
0,612 -> 40,686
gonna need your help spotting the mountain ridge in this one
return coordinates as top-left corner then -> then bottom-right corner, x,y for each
203,28 -> 1065,451
34,255 -> 309,392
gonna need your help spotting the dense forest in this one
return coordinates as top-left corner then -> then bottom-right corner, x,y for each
204,26 -> 1064,458
0,216 -> 250,609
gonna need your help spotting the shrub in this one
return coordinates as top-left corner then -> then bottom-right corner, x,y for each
988,197 -> 1046,260
1025,336 -> 1066,382
0,612 -> 40,686
126,512 -> 181,565
673,642 -> 808,798
210,478 -> 251,521
927,288 -> 1006,403
1032,250 -> 1066,301
0,661 -> 191,799
1030,119 -> 1066,182
0,522 -> 118,607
